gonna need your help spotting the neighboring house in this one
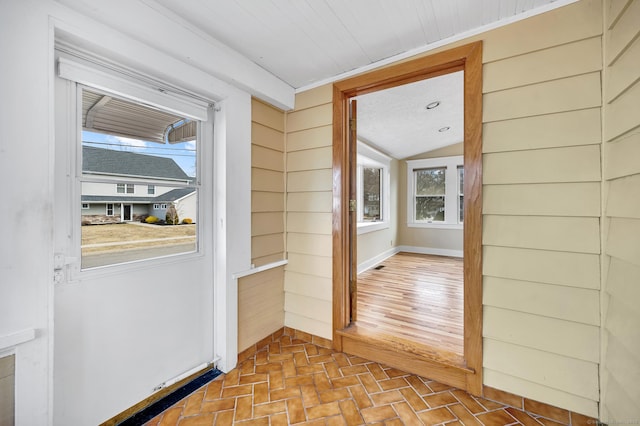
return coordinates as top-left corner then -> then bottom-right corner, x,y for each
81,146 -> 196,224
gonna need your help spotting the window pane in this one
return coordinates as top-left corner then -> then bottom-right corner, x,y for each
362,167 -> 382,221
415,168 -> 445,195
415,196 -> 445,221
80,88 -> 198,269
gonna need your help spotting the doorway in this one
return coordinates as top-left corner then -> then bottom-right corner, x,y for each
123,204 -> 133,221
332,42 -> 483,395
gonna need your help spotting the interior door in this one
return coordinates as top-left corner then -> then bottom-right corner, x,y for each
348,99 -> 358,322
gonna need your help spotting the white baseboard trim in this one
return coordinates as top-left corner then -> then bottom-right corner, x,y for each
357,245 -> 463,274
357,247 -> 401,274
398,245 -> 463,258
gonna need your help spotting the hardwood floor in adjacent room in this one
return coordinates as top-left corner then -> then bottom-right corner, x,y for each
356,252 -> 464,357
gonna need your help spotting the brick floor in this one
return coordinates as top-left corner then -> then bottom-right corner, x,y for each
144,335 -> 575,425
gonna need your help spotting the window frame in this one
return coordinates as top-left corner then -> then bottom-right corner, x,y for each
116,183 -> 134,194
106,203 -> 114,216
406,155 -> 463,229
82,203 -> 90,210
148,185 -> 155,195
356,141 -> 391,235
73,82 -> 205,272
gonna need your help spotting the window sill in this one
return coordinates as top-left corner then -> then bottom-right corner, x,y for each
357,221 -> 389,235
407,222 -> 463,230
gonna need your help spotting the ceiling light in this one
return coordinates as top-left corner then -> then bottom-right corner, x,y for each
425,101 -> 440,110
438,126 -> 450,132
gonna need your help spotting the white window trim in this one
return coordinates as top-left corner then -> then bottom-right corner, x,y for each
58,65 -> 207,272
406,155 -> 463,229
357,141 -> 391,235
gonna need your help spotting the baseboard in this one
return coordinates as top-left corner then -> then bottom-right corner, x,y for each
357,246 -> 401,274
357,245 -> 462,274
237,326 -> 333,363
398,245 -> 463,258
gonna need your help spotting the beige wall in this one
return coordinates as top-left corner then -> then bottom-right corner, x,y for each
237,267 -> 285,352
357,158 -> 400,270
398,143 -> 464,254
237,99 -> 286,352
0,355 -> 14,426
284,86 -> 334,339
601,0 -> 640,422
284,0 -> 604,416
478,0 -> 602,417
251,99 -> 286,267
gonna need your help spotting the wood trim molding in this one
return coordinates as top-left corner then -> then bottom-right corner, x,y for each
332,41 -> 484,396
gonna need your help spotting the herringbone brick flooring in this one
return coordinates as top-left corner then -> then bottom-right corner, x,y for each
144,335 -> 573,425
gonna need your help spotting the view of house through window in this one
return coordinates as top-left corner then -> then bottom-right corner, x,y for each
80,88 -> 199,269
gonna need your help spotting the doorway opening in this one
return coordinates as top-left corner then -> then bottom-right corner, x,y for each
332,42 -> 483,395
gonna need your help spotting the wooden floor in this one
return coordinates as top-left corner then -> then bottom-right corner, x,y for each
356,253 -> 463,357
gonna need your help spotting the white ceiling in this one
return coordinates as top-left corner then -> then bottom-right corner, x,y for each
356,71 -> 463,159
150,0 -> 568,89
57,0 -> 572,157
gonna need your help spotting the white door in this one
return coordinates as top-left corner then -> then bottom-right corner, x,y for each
53,59 -> 216,425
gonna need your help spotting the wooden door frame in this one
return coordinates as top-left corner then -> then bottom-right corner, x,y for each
332,42 -> 483,395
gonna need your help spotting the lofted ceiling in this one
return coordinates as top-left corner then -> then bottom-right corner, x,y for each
356,71 -> 463,159
57,0 -> 573,157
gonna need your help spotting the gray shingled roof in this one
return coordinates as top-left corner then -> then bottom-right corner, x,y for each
82,189 -> 195,204
154,188 -> 195,202
82,146 -> 191,181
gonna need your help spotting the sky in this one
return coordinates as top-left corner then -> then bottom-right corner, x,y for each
82,131 -> 197,177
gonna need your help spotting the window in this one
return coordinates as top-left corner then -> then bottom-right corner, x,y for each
116,183 -> 134,194
362,167 -> 382,221
407,155 -> 463,228
79,86 -> 202,269
82,203 -> 90,209
357,142 -> 391,234
414,167 -> 446,221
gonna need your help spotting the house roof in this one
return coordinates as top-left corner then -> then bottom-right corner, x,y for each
83,146 -> 192,181
155,188 -> 196,202
82,189 -> 195,204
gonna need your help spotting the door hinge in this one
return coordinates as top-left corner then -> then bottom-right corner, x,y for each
349,199 -> 356,212
349,118 -> 356,132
